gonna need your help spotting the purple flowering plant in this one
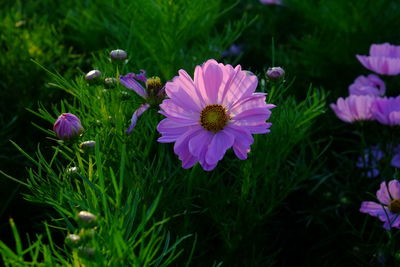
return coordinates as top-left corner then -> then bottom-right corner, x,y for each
119,70 -> 165,134
360,180 -> 400,229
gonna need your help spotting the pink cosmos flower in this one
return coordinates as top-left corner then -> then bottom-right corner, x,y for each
356,43 -> 400,75
120,70 -> 165,134
260,0 -> 283,5
348,74 -> 385,96
360,180 -> 400,229
330,95 -> 375,123
371,96 -> 400,126
157,59 -> 275,171
53,113 -> 83,140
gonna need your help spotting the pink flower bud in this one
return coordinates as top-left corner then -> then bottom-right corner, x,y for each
53,113 -> 83,140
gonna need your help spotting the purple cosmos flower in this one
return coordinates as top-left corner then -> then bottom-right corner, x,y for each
360,180 -> 400,229
119,70 -> 165,134
157,59 -> 276,171
53,113 -> 83,140
260,0 -> 283,5
371,96 -> 400,126
349,74 -> 386,96
330,95 -> 376,123
356,146 -> 385,178
85,70 -> 101,81
266,67 -> 285,80
356,43 -> 400,75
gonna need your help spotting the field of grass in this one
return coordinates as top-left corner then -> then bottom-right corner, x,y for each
2,0 -> 400,266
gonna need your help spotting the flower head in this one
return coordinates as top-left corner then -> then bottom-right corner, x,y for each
157,59 -> 275,171
119,70 -> 165,133
330,95 -> 375,123
371,96 -> 400,126
53,113 -> 83,140
266,67 -> 285,80
349,74 -> 386,96
356,43 -> 400,75
360,180 -> 400,229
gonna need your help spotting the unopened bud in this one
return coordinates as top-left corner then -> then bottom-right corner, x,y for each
78,246 -> 95,259
79,228 -> 96,241
79,141 -> 96,150
110,49 -> 127,62
53,113 -> 83,141
85,70 -> 102,82
104,77 -> 118,88
65,234 -> 81,247
66,167 -> 78,175
266,67 -> 285,80
78,211 -> 97,224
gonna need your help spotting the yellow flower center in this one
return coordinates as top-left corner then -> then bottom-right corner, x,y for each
389,199 -> 400,213
200,104 -> 229,133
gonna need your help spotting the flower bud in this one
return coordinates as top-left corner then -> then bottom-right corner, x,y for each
110,49 -> 127,62
79,141 -> 96,150
104,77 -> 118,88
65,234 -> 81,247
266,67 -> 285,80
53,113 -> 83,141
77,211 -> 97,224
66,166 -> 78,175
78,247 -> 95,259
79,228 -> 96,241
85,70 -> 102,82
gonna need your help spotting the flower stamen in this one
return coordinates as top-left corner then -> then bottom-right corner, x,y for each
200,104 -> 229,133
389,199 -> 400,213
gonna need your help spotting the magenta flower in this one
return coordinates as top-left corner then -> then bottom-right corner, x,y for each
330,95 -> 375,123
360,180 -> 400,229
53,113 -> 83,140
260,0 -> 283,5
348,74 -> 385,96
119,70 -> 165,134
157,59 -> 275,171
371,96 -> 400,126
356,43 -> 400,75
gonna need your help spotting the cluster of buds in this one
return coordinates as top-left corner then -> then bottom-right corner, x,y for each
65,210 -> 98,258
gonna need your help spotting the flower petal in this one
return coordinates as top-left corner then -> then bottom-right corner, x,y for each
377,181 -> 391,205
224,125 -> 254,160
205,130 -> 235,165
388,180 -> 400,200
126,104 -> 150,134
157,118 -> 198,143
119,73 -> 148,99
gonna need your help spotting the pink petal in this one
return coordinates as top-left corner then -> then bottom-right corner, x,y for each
388,180 -> 400,200
157,118 -> 197,143
203,61 -> 223,103
224,125 -> 254,160
126,104 -> 150,134
173,127 -> 202,169
377,181 -> 391,205
119,73 -> 148,99
165,81 -> 202,112
188,130 -> 214,158
205,130 -> 235,165
159,99 -> 199,122
221,66 -> 258,109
